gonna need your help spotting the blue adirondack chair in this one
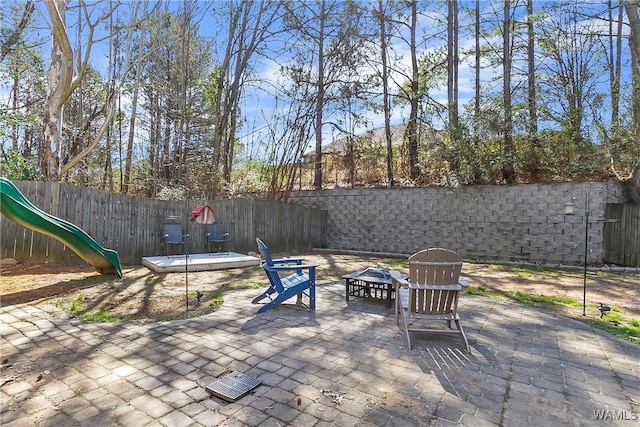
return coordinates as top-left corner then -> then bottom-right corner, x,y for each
252,238 -> 317,313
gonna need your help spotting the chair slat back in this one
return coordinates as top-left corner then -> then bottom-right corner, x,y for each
408,248 -> 462,285
256,237 -> 274,266
162,224 -> 183,244
406,248 -> 463,315
256,238 -> 284,292
205,222 -> 226,243
408,287 -> 459,315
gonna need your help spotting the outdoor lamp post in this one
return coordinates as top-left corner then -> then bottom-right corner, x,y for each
564,186 -> 606,316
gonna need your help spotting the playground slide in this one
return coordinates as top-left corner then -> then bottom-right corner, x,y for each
0,178 -> 122,277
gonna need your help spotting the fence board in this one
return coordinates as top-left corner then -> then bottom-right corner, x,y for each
35,181 -> 51,262
62,184 -> 83,264
627,204 -> 640,266
603,203 -> 640,267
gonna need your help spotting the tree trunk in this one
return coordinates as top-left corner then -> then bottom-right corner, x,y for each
624,1 -> 640,202
407,0 -> 420,181
12,74 -> 19,151
123,66 -> 141,194
149,92 -> 159,196
447,0 -> 458,129
526,0 -> 541,180
377,0 -> 394,187
502,0 -> 515,183
123,13 -> 148,194
103,124 -> 113,191
609,0 -> 623,129
622,163 -> 640,203
447,0 -> 459,174
42,0 -> 73,181
313,0 -> 326,190
472,0 -> 482,183
625,1 -> 640,137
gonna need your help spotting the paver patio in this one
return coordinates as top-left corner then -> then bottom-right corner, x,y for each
1,281 -> 638,426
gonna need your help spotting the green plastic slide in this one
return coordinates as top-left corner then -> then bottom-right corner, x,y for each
0,177 -> 122,277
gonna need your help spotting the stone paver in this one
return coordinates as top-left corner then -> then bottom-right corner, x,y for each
1,282 -> 639,426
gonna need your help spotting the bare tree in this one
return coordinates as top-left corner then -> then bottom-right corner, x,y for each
283,0 -> 366,190
1,0 -> 42,157
122,18 -> 147,194
209,0 -> 282,189
0,0 -> 36,64
41,0 -> 144,181
538,3 -> 604,147
262,93 -> 315,200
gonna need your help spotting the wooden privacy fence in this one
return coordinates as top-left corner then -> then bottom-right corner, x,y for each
603,203 -> 640,267
0,181 -> 327,265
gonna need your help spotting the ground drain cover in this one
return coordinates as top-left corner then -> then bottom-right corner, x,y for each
205,371 -> 262,402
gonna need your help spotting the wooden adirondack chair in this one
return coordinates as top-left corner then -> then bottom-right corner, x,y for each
392,248 -> 470,351
252,238 -> 317,313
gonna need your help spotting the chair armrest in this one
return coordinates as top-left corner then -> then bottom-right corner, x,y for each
392,275 -> 409,289
389,270 -> 404,280
392,275 -> 465,291
272,258 -> 304,265
267,264 -> 317,272
414,283 -> 464,291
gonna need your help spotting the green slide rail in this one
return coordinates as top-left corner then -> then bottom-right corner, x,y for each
0,177 -> 122,277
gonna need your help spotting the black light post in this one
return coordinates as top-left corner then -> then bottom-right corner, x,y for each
187,205 -> 215,311
184,224 -> 190,311
564,186 -> 606,316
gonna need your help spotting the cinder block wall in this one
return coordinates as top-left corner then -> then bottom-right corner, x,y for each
290,181 -> 626,265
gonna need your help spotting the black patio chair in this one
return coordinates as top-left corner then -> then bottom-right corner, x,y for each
205,222 -> 230,254
162,223 -> 185,257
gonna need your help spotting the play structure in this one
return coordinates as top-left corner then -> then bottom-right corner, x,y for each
0,177 -> 122,277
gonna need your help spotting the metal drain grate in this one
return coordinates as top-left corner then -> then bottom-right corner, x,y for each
205,371 -> 262,402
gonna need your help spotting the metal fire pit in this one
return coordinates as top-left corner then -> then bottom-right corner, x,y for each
342,266 -> 406,308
